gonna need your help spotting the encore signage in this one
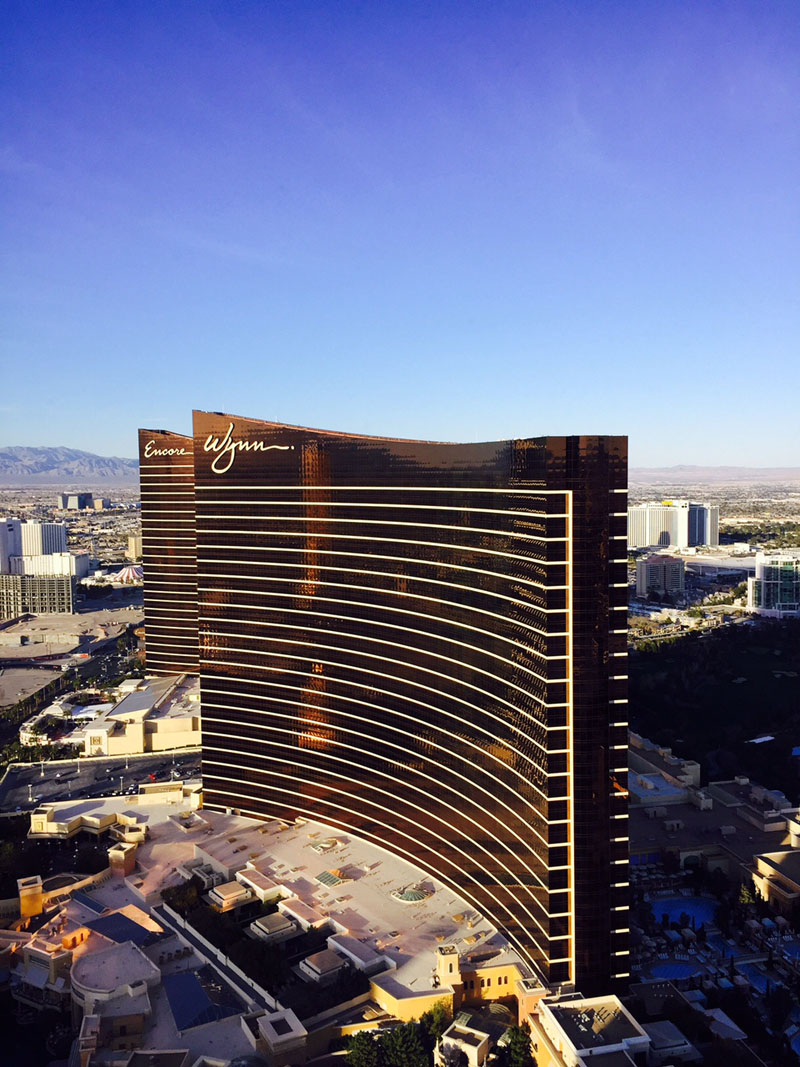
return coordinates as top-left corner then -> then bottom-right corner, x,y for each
143,441 -> 191,458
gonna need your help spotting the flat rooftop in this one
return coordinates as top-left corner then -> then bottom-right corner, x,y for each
107,675 -> 177,720
629,798 -> 791,867
549,999 -> 642,1050
190,812 -> 526,991
71,938 -> 159,993
25,791 -> 525,998
758,850 -> 800,885
628,771 -> 685,803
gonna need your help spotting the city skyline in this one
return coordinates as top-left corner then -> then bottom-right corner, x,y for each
3,1 -> 799,466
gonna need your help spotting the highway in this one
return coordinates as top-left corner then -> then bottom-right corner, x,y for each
0,750 -> 201,813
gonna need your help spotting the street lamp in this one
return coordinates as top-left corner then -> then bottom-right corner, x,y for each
119,776 -> 123,795
40,760 -> 45,778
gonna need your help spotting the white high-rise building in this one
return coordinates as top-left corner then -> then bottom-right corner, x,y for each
20,520 -> 67,556
748,551 -> 800,618
627,501 -> 719,550
9,552 -> 89,579
0,519 -> 22,572
1,519 -> 70,574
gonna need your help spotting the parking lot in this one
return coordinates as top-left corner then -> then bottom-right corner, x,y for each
0,750 -> 201,813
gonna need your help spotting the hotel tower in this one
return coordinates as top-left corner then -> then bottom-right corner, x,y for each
138,412 -> 629,994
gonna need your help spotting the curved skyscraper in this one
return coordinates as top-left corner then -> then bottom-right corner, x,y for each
140,411 -> 629,994
138,429 -> 198,675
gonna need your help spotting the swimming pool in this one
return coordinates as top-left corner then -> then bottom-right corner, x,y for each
650,896 -> 717,927
706,932 -> 744,957
736,961 -> 780,995
782,941 -> 800,961
649,961 -> 702,980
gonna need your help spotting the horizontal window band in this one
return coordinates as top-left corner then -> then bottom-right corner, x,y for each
200,763 -> 558,938
194,499 -> 563,520
141,517 -> 196,524
198,589 -> 568,651
194,542 -> 565,596
200,636 -> 562,733
196,568 -> 568,615
197,549 -> 567,584
144,579 -> 198,587
197,653 -> 567,711
199,660 -> 560,799
200,672 -> 568,734
194,511 -> 567,546
200,644 -> 558,761
143,562 -> 197,570
201,697 -> 556,848
196,484 -> 571,496
199,614 -> 568,689
199,793 -> 548,976
202,731 -> 554,886
141,606 -> 198,614
202,695 -> 567,796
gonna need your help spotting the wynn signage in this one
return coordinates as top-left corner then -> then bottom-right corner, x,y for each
203,422 -> 294,474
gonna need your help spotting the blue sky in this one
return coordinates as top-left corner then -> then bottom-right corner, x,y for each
2,1 -> 798,465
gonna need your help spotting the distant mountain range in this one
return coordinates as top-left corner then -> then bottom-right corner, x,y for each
0,446 -> 138,485
630,465 -> 800,484
2,447 -> 798,488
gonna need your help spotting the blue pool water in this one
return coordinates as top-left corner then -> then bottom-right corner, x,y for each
736,961 -> 780,995
782,941 -> 800,960
651,896 -> 717,927
649,961 -> 702,980
706,932 -> 744,957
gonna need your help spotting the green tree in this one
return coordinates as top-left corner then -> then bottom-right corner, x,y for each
380,1022 -> 428,1067
438,1043 -> 467,1067
346,1031 -> 382,1067
504,1023 -> 535,1067
420,999 -> 452,1050
738,884 -> 755,908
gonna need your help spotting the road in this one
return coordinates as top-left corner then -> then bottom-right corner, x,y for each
0,750 -> 201,813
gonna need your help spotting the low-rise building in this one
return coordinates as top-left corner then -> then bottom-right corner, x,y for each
29,803 -> 148,843
748,850 -> 800,917
207,881 -> 253,912
70,940 -> 161,1050
642,1020 -> 700,1064
11,938 -> 74,1013
244,1008 -> 307,1066
299,947 -> 349,984
327,933 -> 388,976
629,733 -> 701,790
235,865 -> 284,904
82,675 -> 201,757
532,995 -> 651,1067
437,1019 -> 491,1067
250,912 -> 297,945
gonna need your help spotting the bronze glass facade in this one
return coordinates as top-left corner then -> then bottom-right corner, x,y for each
184,411 -> 628,994
138,429 -> 198,674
